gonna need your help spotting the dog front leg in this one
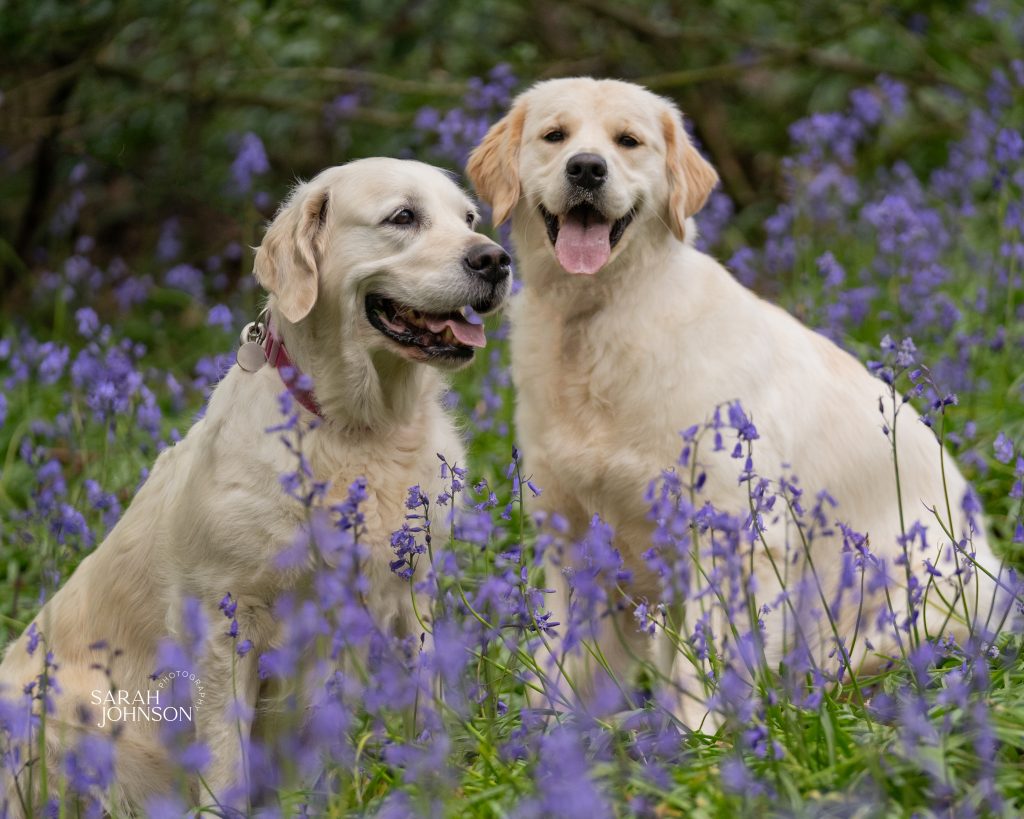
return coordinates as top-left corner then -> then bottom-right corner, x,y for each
194,636 -> 260,814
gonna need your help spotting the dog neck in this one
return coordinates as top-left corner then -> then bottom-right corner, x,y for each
262,322 -> 323,418
273,309 -> 439,434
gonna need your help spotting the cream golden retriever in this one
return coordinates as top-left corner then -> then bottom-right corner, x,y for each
468,77 -> 1003,723
0,158 -> 510,813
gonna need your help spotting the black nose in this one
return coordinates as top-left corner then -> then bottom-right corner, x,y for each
463,243 -> 511,285
566,152 -> 607,190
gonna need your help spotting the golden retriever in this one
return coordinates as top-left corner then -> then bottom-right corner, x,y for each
0,158 -> 510,813
468,77 -> 1003,724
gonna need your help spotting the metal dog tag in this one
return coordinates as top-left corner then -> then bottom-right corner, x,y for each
236,321 -> 267,372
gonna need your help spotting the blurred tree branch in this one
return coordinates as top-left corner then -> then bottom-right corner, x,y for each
92,60 -> 407,127
247,66 -> 466,96
578,0 -> 971,92
638,59 -> 777,90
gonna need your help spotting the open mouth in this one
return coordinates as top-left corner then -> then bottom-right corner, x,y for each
365,294 -> 486,361
541,203 -> 635,275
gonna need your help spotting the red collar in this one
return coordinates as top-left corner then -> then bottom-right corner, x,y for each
263,322 -> 323,419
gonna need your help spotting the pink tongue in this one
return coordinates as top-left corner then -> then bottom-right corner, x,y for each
424,315 -> 486,348
555,215 -> 612,275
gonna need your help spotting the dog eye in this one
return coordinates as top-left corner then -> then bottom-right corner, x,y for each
543,130 -> 565,143
617,134 -> 640,148
466,212 -> 476,228
387,208 -> 417,226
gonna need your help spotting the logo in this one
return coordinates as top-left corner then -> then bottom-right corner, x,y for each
92,669 -> 206,729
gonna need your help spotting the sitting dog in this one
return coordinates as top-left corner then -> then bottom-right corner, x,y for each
467,77 -> 1002,723
0,158 -> 510,812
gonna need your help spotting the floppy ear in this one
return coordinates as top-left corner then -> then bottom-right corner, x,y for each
466,98 -> 527,226
661,107 -> 719,242
253,186 -> 330,323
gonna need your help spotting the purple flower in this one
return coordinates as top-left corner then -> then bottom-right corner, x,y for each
231,132 -> 270,193
219,592 -> 237,619
26,622 -> 40,656
416,66 -> 518,168
38,342 -> 69,385
74,307 -> 99,338
633,601 -> 657,636
727,400 -> 758,442
994,432 -> 1014,464
84,478 -> 121,531
50,502 -> 94,549
325,92 -> 360,124
70,339 -> 146,430
206,304 -> 234,332
720,756 -> 768,797
164,264 -> 205,300
64,733 -> 116,793
994,128 -> 1023,167
193,352 -> 234,392
728,246 -> 759,286
176,742 -> 211,774
817,251 -> 846,288
405,484 -> 428,510
789,112 -> 862,165
695,189 -> 734,251
849,87 -> 884,126
531,727 -> 611,819
114,275 -> 153,310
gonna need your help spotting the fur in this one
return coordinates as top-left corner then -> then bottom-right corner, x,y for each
0,158 -> 508,813
468,77 -> 1003,724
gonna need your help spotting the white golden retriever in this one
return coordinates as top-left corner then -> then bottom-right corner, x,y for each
0,158 -> 510,813
468,77 -> 1003,723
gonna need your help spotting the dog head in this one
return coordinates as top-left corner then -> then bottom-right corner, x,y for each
254,158 -> 511,370
467,77 -> 718,276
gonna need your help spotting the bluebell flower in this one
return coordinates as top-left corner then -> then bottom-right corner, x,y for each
176,742 -> 211,774
74,307 -> 99,338
994,432 -> 1014,464
695,189 -> 734,251
720,756 -> 769,797
529,727 -> 612,819
206,304 -> 234,332
50,502 -> 94,549
324,91 -> 360,125
231,132 -> 270,193
26,622 -> 40,656
416,66 -> 518,167
405,484 -> 428,510
37,342 -> 69,385
218,592 -> 237,619
114,275 -> 153,310
994,128 -> 1023,167
84,479 -> 121,532
64,733 -> 116,794
164,264 -> 205,300
193,352 -> 233,392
